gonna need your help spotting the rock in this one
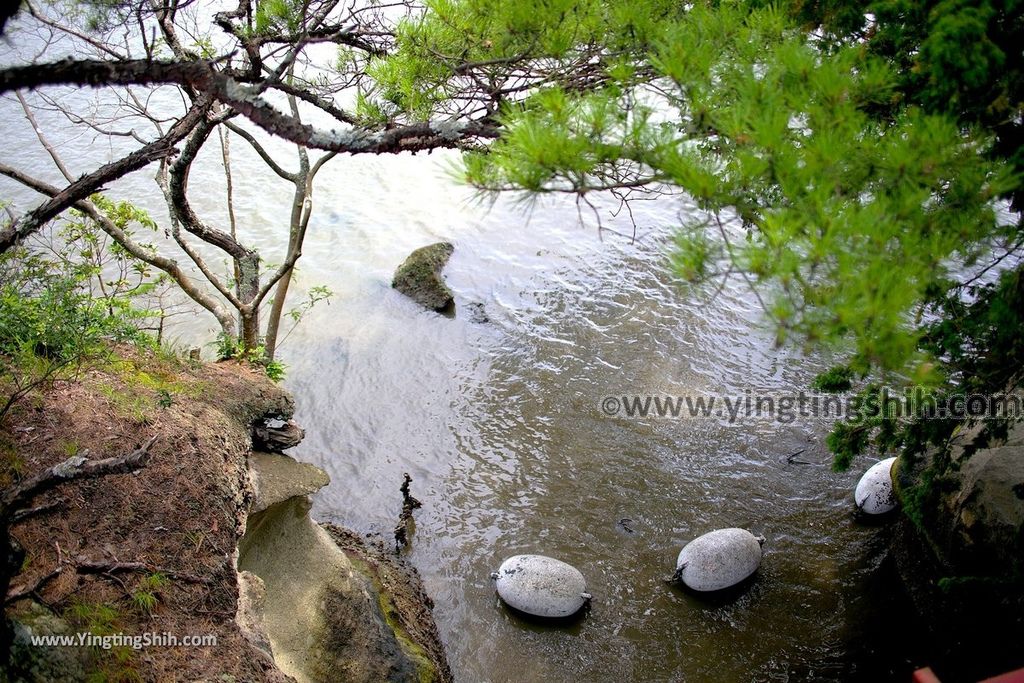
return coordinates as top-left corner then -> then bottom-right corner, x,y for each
240,496 -> 449,683
464,302 -> 489,324
897,419 -> 1024,577
253,416 -> 305,452
6,601 -> 94,682
890,419 -> 1024,680
249,451 -> 330,514
236,571 -> 275,659
674,528 -> 764,592
490,554 -> 591,618
854,456 -> 898,515
392,242 -> 455,312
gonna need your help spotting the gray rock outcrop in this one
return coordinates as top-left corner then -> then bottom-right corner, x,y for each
239,453 -> 451,683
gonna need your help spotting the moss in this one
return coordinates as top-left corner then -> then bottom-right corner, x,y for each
344,552 -> 441,683
377,588 -> 438,683
88,350 -> 213,423
0,434 -> 23,488
106,356 -> 205,399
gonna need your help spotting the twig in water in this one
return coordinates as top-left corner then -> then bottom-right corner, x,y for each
393,472 -> 422,552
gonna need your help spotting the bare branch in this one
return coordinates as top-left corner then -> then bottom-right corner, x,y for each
0,162 -> 238,336
1,437 -> 157,513
0,98 -> 211,253
223,121 -> 296,181
9,499 -> 64,524
4,542 -> 64,605
74,558 -> 212,584
24,1 -> 127,59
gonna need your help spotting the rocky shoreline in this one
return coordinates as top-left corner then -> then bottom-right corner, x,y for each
2,349 -> 448,682
892,419 -> 1024,681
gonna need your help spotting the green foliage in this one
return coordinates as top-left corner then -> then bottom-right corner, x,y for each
287,285 -> 333,325
65,599 -> 142,683
157,389 -> 173,408
66,600 -> 121,636
383,1 -> 1012,379
0,434 -> 22,488
824,266 -> 1024,469
363,0 -> 681,119
380,0 -> 1020,470
263,356 -> 286,382
901,460 -> 940,531
813,366 -> 856,393
0,200 -> 169,424
94,380 -> 154,425
254,0 -> 302,36
921,268 -> 1024,397
130,572 -> 168,616
0,255 -> 141,363
215,336 -> 286,382
936,574 -> 1016,592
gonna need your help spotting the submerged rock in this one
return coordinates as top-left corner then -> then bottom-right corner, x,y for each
464,302 -> 489,324
392,242 -> 455,312
491,554 -> 591,618
854,456 -> 898,515
674,528 -> 765,592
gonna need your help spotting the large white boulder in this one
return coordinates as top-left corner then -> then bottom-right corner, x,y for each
675,528 -> 765,592
491,554 -> 591,618
854,456 -> 898,514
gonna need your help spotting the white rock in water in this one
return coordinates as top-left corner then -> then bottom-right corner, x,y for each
854,456 -> 898,514
675,528 -> 764,592
491,555 -> 591,618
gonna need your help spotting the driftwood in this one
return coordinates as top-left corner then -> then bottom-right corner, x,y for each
252,417 -> 305,453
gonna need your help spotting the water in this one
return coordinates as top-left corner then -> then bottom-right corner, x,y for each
267,159 -> 918,681
0,75 -> 921,681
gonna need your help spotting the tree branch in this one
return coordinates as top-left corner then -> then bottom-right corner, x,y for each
0,98 -> 210,253
0,162 -> 238,337
0,57 -> 500,154
74,558 -> 211,584
1,437 -> 156,513
168,116 -> 254,262
223,121 -> 296,181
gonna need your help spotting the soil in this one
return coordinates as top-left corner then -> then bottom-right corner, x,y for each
0,346 -> 448,683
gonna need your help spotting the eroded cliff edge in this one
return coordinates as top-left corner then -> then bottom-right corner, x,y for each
1,348 -> 449,683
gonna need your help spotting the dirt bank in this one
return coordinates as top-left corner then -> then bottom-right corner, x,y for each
1,347 -> 448,682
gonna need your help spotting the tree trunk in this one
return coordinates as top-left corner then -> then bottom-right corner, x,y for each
238,252 -> 261,350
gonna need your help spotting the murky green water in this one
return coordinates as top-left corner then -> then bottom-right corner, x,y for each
0,74 -> 922,681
